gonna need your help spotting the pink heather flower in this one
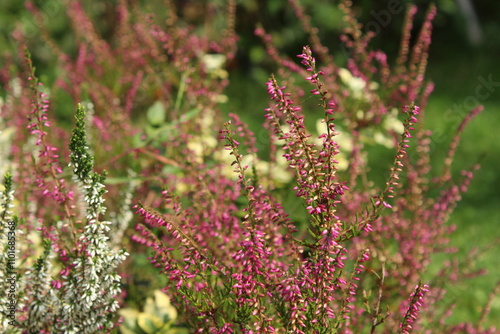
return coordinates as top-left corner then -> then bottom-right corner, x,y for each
51,280 -> 63,289
400,283 -> 430,333
4,1 -> 480,332
60,266 -> 71,277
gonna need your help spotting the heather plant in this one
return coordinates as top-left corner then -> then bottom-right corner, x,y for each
13,0 -> 237,218
0,54 -> 127,333
0,0 -> 498,333
131,2 -> 498,333
3,0 -> 239,311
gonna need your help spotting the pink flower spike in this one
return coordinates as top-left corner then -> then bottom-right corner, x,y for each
51,280 -> 63,289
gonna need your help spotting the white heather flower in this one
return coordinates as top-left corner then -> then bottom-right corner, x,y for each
48,104 -> 128,333
109,179 -> 136,250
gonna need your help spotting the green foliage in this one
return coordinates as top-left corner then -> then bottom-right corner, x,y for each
0,172 -> 13,221
33,239 -> 51,273
146,101 -> 167,127
69,103 -> 108,218
69,103 -> 95,182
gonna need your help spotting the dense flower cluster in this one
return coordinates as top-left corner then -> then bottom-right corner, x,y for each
0,57 -> 127,332
24,50 -> 77,243
59,104 -> 128,333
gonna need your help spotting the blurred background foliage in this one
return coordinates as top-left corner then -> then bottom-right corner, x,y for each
1,0 -> 499,325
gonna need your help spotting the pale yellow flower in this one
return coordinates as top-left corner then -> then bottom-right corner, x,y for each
338,68 -> 366,92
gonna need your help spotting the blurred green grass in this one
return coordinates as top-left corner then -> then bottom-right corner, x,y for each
423,53 -> 500,326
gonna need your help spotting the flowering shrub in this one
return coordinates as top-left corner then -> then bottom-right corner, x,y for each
0,0 -> 498,333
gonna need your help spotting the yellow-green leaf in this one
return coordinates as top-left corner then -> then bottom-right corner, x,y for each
118,308 -> 141,331
143,296 -> 155,315
153,290 -> 177,322
137,313 -> 164,334
146,101 -> 166,126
